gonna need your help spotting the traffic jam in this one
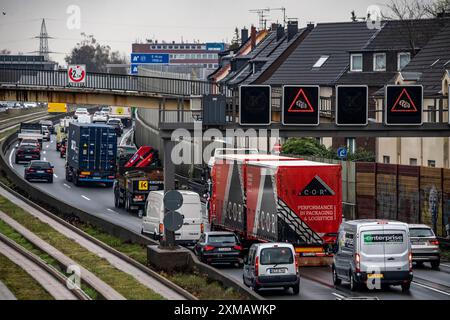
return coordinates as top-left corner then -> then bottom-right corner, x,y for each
9,102 -> 447,300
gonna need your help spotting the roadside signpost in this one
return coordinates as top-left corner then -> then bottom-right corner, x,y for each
336,85 -> 368,126
282,85 -> 320,126
67,65 -> 86,84
337,147 -> 348,160
385,85 -> 423,125
239,85 -> 271,125
162,190 -> 184,248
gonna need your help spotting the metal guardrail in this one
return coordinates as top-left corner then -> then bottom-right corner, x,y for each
0,68 -> 220,97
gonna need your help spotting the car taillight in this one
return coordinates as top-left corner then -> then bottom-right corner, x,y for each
255,256 -> 259,277
200,223 -> 204,234
233,245 -> 243,251
32,148 -> 39,153
46,169 -> 53,173
409,252 -> 412,271
159,223 -> 164,235
108,176 -> 115,179
429,240 -> 440,246
295,254 -> 299,273
27,169 -> 35,172
204,245 -> 215,251
355,253 -> 360,273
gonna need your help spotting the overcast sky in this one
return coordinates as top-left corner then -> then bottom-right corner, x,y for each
0,0 -> 390,65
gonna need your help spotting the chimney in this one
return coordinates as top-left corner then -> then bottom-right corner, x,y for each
250,25 -> 257,50
241,27 -> 249,45
287,20 -> 299,41
271,23 -> 278,31
307,22 -> 315,30
276,24 -> 285,41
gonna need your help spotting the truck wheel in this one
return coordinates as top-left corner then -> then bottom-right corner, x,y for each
114,192 -> 120,208
332,266 -> 342,286
125,196 -> 130,211
73,172 -> 80,186
252,282 -> 260,293
65,167 -> 73,182
15,157 -> 19,164
431,260 -> 440,270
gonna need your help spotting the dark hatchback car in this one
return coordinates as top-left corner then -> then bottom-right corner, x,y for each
194,232 -> 244,267
24,161 -> 54,183
107,118 -> 123,136
15,144 -> 40,164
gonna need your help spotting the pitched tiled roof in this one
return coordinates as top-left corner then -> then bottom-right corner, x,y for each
263,22 -> 378,86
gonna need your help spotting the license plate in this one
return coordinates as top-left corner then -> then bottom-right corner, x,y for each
218,248 -> 232,252
37,171 -> 44,173
270,268 -> 286,274
25,156 -> 32,158
414,242 -> 426,245
93,177 -> 101,180
367,274 -> 384,279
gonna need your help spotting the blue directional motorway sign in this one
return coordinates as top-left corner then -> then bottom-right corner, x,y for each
130,64 -> 139,75
131,53 -> 170,64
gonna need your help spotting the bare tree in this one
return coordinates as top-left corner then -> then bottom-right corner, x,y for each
425,0 -> 450,16
382,0 -> 446,55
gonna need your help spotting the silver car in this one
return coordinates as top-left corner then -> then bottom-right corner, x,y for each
409,224 -> 440,269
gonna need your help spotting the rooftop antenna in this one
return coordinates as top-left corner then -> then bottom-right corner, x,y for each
270,7 -> 287,27
249,8 -> 270,30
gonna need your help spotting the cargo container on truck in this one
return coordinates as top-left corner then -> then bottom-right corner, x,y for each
18,123 -> 43,145
209,154 -> 342,263
65,123 -> 117,187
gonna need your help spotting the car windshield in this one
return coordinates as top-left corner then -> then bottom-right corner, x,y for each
109,120 -> 120,124
208,235 -> 237,244
410,228 -> 434,238
30,162 -> 51,169
260,247 -> 293,265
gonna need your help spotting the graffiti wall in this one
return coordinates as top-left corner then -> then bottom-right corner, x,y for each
356,163 -> 447,237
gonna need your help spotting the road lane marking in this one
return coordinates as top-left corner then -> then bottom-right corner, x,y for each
81,195 -> 91,201
441,263 -> 450,268
332,292 -> 346,300
63,184 -> 71,189
46,145 -> 49,148
9,149 -> 14,167
412,281 -> 450,296
43,157 -> 47,161
43,151 -> 46,154
107,209 -> 119,215
53,174 -> 58,178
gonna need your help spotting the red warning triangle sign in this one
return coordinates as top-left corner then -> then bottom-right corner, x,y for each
288,88 -> 315,113
391,88 -> 418,113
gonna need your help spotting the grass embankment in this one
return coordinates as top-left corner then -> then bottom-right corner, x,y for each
0,195 -> 163,300
0,107 -> 47,122
0,219 -> 98,299
81,224 -> 247,300
0,253 -> 54,300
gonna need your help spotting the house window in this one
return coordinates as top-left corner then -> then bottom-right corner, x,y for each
313,55 -> 329,68
346,138 -> 356,154
383,156 -> 390,164
428,160 -> 436,168
350,54 -> 363,72
373,53 -> 386,71
410,158 -> 417,166
398,52 -> 411,71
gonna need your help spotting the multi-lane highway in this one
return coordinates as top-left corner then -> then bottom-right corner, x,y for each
5,128 -> 450,300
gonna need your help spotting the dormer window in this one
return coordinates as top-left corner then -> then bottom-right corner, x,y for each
350,54 -> 363,72
373,53 -> 386,71
398,52 -> 411,71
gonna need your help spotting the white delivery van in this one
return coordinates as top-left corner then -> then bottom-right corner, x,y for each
332,220 -> 412,292
243,243 -> 300,295
142,191 -> 203,246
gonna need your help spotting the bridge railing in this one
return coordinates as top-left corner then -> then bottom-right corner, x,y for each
0,68 -> 219,97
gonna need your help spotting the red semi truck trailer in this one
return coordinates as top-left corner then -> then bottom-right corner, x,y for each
209,154 -> 342,264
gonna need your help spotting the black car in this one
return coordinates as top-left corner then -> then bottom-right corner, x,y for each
107,119 -> 123,136
39,120 -> 54,134
193,232 -> 244,267
15,145 -> 40,164
24,161 -> 54,183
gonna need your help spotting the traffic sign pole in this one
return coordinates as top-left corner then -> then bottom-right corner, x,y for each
161,139 -> 177,249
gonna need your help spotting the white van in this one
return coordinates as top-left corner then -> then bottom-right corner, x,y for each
243,243 -> 300,295
142,191 -> 203,246
332,220 -> 412,292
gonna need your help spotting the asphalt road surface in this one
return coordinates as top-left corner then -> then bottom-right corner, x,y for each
6,129 -> 450,300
